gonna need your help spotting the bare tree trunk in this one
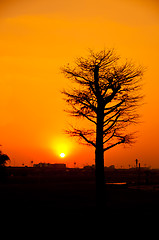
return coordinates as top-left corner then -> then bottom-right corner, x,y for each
95,107 -> 105,213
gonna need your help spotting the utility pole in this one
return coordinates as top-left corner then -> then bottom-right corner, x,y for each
135,159 -> 138,169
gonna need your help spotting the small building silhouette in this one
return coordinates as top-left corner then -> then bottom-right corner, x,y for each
33,163 -> 66,170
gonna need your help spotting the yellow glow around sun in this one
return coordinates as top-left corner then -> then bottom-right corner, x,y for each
51,137 -> 73,158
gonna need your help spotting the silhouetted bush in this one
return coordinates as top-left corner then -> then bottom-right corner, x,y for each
0,151 -> 10,182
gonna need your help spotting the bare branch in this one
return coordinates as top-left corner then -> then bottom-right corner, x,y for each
65,127 -> 96,148
103,133 -> 135,151
104,139 -> 124,151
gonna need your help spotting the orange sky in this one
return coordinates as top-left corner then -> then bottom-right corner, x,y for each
0,0 -> 159,168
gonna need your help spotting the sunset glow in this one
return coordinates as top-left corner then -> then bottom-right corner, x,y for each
60,153 -> 65,158
0,0 -> 159,168
50,136 -> 73,161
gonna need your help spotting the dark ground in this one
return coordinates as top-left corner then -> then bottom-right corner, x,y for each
0,167 -> 159,229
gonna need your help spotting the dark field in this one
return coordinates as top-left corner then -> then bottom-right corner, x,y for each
0,167 -> 159,226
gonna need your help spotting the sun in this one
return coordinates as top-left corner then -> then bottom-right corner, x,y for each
60,153 -> 65,158
51,137 -> 73,159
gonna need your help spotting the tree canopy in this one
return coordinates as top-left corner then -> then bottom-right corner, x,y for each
61,49 -> 144,152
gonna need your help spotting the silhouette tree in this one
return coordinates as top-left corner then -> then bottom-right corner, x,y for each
0,151 -> 10,167
61,49 -> 144,210
0,150 -> 10,181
